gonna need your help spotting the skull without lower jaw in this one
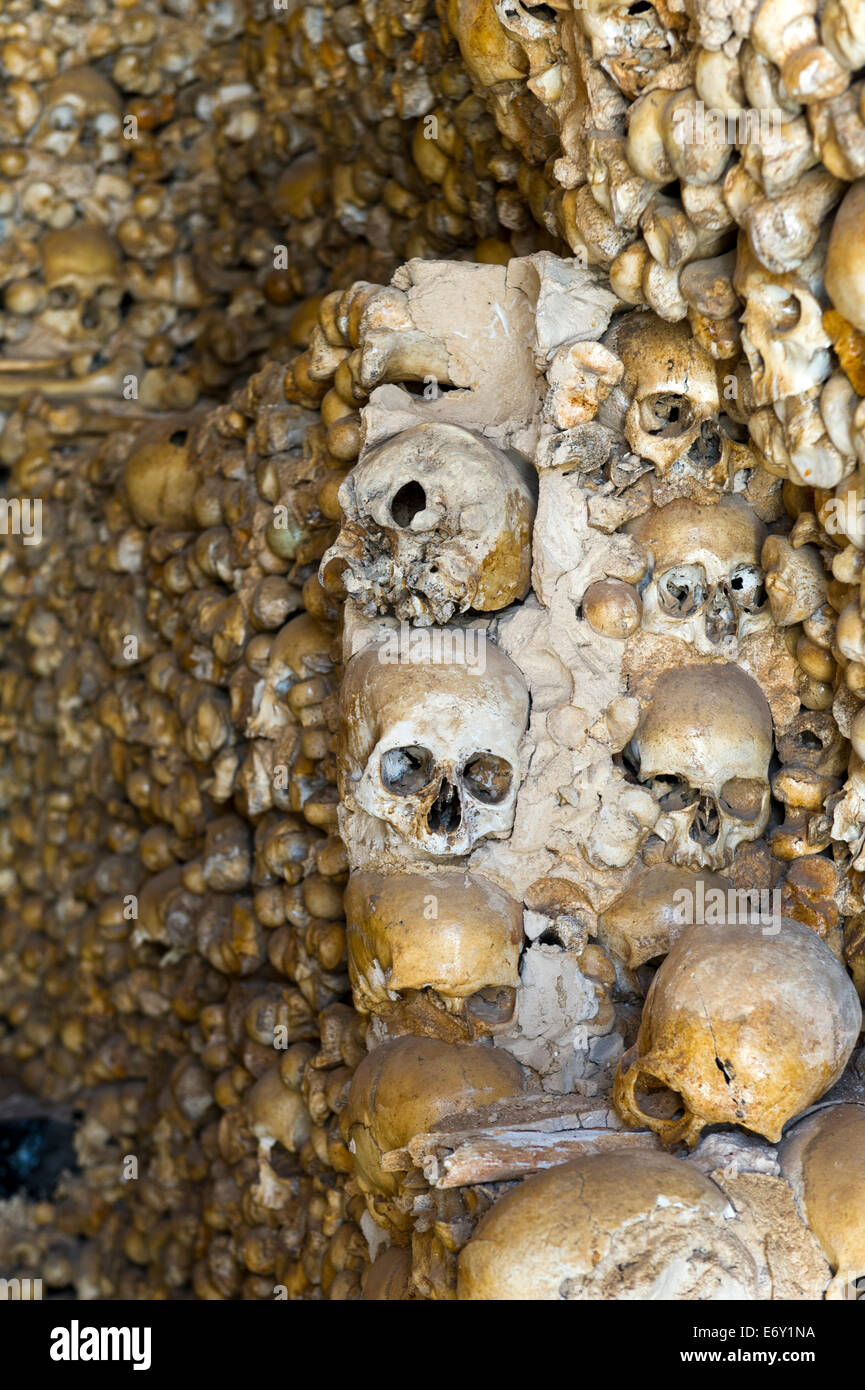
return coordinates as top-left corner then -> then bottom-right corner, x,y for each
734,239 -> 833,407
626,496 -> 769,655
608,311 -> 723,477
629,663 -> 773,869
345,869 -> 522,1028
614,919 -> 862,1148
338,637 -> 529,857
320,423 -> 535,626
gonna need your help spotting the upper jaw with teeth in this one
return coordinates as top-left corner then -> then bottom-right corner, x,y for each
625,496 -> 769,655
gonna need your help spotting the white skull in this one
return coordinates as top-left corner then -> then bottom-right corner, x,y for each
629,664 -> 773,869
609,312 -> 722,476
338,635 -> 529,856
626,496 -> 769,655
320,423 -> 535,626
734,240 -> 833,407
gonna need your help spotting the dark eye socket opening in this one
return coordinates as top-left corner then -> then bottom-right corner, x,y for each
798,730 -> 824,751
646,392 -> 693,436
461,753 -> 512,804
380,745 -> 434,794
390,480 -> 427,527
657,566 -> 706,617
632,1075 -> 686,1123
729,566 -> 765,610
48,286 -> 78,309
651,775 -> 699,812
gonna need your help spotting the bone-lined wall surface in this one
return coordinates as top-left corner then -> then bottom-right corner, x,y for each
1,0 -> 865,1303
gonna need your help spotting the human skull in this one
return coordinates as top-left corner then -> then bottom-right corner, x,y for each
614,919 -> 861,1147
343,1035 -> 528,1234
31,67 -> 122,161
123,420 -> 198,530
36,225 -> 124,348
779,1103 -> 865,1299
577,6 -> 686,101
345,870 -> 522,1026
320,424 -> 535,626
625,497 -> 768,654
338,636 -> 529,857
609,312 -> 722,475
628,664 -> 773,869
734,240 -> 833,407
597,863 -> 732,973
458,1150 -> 761,1299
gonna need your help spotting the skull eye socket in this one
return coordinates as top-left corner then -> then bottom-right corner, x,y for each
380,745 -> 435,794
390,480 -> 427,527
770,290 -> 802,334
47,286 -> 79,309
727,564 -> 765,612
50,103 -> 78,130
718,777 -> 766,822
461,753 -> 513,804
657,564 -> 707,617
651,775 -> 700,813
632,1072 -> 687,1124
640,392 -> 694,438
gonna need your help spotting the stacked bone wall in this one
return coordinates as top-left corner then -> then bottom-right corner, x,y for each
1,0 -> 865,1302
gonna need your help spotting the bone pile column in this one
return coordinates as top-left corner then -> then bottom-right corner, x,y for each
327,242 -> 864,1300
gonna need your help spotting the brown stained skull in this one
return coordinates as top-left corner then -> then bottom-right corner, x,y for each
779,1104 -> 865,1299
320,423 -> 535,626
338,637 -> 529,857
610,312 -> 723,477
614,919 -> 862,1148
625,496 -> 768,655
458,1151 -> 761,1300
345,869 -> 522,1027
629,664 -> 773,869
343,1035 -> 528,1235
4,225 -> 125,364
31,67 -> 122,161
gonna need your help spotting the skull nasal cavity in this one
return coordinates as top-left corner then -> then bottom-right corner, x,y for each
391,480 -> 427,526
428,780 -> 461,834
690,795 -> 720,844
